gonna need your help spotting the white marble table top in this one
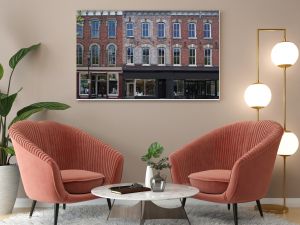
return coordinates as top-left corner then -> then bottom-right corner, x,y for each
91,183 -> 199,201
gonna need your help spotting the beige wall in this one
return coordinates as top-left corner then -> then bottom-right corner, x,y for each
1,0 -> 300,198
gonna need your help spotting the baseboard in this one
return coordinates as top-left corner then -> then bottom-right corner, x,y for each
14,197 -> 300,208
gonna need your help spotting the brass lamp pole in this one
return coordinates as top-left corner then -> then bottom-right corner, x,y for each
255,29 -> 286,121
244,29 -> 272,120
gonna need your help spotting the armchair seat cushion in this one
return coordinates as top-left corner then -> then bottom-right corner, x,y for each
61,170 -> 105,194
189,170 -> 231,194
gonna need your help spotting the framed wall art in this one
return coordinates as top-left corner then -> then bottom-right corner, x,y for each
76,10 -> 220,100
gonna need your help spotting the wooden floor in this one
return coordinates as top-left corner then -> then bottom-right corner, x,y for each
1,207 -> 300,224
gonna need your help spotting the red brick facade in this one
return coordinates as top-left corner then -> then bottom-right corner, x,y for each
170,15 -> 219,66
77,14 -> 123,67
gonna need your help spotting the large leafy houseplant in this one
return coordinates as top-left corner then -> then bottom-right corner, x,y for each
0,43 -> 70,166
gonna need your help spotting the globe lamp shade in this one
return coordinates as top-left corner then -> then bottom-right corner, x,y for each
271,42 -> 299,67
244,83 -> 272,109
277,131 -> 299,156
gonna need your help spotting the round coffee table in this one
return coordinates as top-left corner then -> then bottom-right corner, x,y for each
92,183 -> 199,225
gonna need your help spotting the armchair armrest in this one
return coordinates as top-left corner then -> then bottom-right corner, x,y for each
10,139 -> 67,203
225,130 -> 283,203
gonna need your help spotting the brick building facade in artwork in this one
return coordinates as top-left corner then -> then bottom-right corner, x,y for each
76,10 -> 123,99
76,10 -> 219,99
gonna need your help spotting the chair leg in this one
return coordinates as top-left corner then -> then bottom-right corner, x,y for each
29,200 -> 37,217
227,204 -> 230,210
54,204 -> 59,225
256,200 -> 264,217
181,198 -> 187,208
107,198 -> 112,210
233,203 -> 238,225
63,204 -> 66,210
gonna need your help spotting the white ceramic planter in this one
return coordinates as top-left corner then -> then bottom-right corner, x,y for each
145,165 -> 153,188
0,165 -> 20,215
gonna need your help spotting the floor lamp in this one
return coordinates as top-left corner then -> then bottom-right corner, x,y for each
244,28 -> 299,214
270,37 -> 299,213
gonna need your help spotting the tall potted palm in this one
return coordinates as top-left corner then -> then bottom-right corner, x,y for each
0,43 -> 70,215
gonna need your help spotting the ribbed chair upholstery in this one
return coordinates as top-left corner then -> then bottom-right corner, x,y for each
9,120 -> 124,225
169,120 -> 283,225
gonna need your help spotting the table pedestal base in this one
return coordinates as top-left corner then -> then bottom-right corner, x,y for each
107,200 -> 191,225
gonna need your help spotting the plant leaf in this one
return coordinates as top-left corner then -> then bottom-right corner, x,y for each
0,64 -> 3,80
0,92 -> 18,116
0,93 -> 8,99
9,102 -> 70,128
17,102 -> 70,116
9,43 -> 41,69
148,142 -> 164,158
2,147 -> 15,156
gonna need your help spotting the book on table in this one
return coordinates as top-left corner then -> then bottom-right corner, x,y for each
110,183 -> 151,194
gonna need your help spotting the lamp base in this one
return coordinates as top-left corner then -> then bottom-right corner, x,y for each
255,204 -> 288,214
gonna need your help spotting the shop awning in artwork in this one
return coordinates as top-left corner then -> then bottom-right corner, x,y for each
122,65 -> 219,80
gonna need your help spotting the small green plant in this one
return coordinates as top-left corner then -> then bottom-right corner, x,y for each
141,142 -> 171,171
0,43 -> 70,166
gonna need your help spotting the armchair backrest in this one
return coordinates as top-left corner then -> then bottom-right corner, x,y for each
9,121 -> 80,170
210,120 -> 282,170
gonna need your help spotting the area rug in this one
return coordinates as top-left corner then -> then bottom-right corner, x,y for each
0,205 -> 296,225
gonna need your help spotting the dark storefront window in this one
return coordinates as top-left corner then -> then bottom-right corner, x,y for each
145,80 -> 155,95
135,79 -> 155,96
108,74 -> 118,95
97,75 -> 107,98
91,75 -> 96,96
79,74 -> 89,95
174,80 -> 184,96
83,73 -> 119,98
206,80 -> 216,96
183,80 -> 218,99
135,80 -> 144,95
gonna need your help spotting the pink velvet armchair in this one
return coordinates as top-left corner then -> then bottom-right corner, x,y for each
9,120 -> 124,225
169,120 -> 283,225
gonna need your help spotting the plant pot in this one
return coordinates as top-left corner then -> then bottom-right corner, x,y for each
145,165 -> 153,188
0,165 -> 20,215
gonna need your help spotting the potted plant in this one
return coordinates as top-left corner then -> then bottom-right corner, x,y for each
0,43 -> 70,215
141,142 -> 171,191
